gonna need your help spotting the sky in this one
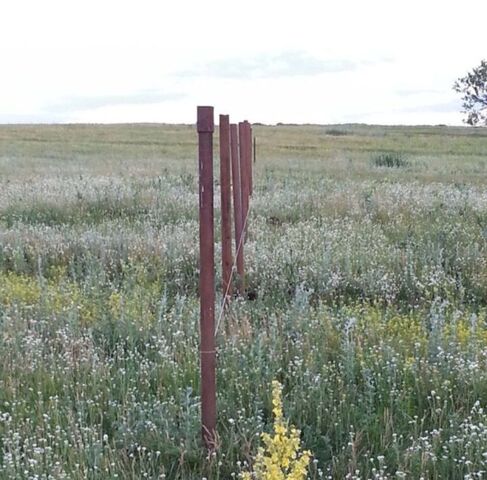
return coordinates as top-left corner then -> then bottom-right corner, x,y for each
1,0 -> 486,125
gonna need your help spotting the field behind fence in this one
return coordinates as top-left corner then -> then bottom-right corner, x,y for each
1,123 -> 487,478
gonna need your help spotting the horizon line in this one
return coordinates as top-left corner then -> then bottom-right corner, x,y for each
0,121 -> 479,129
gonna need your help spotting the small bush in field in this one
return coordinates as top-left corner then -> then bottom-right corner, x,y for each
325,128 -> 350,136
372,152 -> 410,168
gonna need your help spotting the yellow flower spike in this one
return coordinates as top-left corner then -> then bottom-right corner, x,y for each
241,380 -> 311,480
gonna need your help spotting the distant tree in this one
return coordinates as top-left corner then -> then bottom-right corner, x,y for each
453,60 -> 487,126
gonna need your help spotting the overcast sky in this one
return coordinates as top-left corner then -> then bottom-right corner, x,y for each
1,0 -> 486,125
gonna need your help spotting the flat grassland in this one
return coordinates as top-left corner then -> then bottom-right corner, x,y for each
1,123 -> 487,479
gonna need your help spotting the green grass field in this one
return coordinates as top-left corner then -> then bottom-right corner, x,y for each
1,123 -> 487,479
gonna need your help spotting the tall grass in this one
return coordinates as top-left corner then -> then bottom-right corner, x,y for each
1,124 -> 487,478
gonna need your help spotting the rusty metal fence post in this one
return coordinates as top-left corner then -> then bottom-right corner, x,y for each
196,107 -> 257,449
253,135 -> 256,165
219,114 -> 232,305
246,122 -> 253,197
238,122 -> 250,240
197,106 -> 217,449
230,123 -> 244,294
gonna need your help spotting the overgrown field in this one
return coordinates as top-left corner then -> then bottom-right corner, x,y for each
1,123 -> 487,479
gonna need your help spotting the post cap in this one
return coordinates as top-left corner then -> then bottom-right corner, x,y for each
197,106 -> 214,133
219,114 -> 230,126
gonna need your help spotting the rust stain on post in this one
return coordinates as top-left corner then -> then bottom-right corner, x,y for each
197,106 -> 217,449
219,115 -> 232,305
230,123 -> 244,294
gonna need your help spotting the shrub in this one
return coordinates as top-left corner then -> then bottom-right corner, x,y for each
325,129 -> 350,136
372,152 -> 410,168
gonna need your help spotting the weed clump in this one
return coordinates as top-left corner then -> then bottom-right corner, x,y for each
325,129 -> 350,136
372,152 -> 410,168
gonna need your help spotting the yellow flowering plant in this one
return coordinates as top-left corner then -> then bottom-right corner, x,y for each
242,381 -> 311,480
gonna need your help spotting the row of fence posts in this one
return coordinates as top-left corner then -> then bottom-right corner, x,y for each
197,106 -> 254,449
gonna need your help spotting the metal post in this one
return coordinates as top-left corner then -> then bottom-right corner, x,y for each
239,122 -> 250,239
247,122 -> 253,196
230,123 -> 244,294
253,135 -> 256,165
219,114 -> 232,305
197,106 -> 217,449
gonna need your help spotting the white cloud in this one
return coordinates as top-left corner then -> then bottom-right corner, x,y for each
0,0 -> 486,124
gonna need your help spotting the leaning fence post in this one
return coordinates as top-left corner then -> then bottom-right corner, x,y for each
197,106 -> 217,449
230,123 -> 244,294
219,114 -> 232,305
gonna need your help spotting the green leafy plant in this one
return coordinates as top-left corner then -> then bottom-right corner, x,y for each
372,152 -> 410,168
